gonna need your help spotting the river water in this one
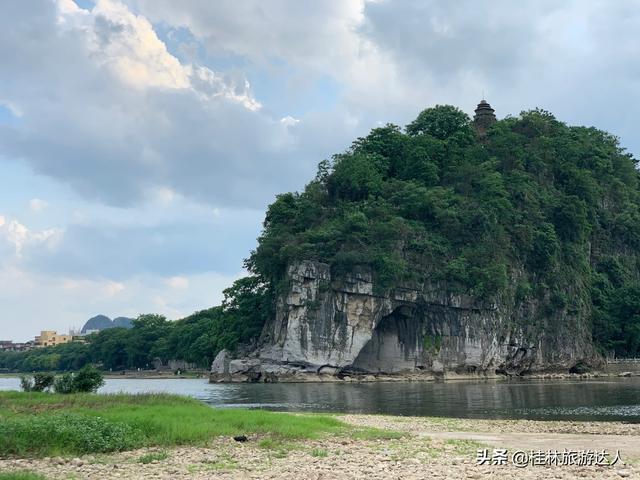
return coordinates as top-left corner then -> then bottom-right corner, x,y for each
1,376 -> 639,422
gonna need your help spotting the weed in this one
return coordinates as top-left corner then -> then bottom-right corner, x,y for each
0,472 -> 47,480
310,448 -> 328,457
138,451 -> 168,464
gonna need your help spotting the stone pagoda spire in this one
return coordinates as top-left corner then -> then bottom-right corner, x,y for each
473,99 -> 496,136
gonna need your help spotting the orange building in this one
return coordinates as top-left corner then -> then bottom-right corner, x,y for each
34,331 -> 73,348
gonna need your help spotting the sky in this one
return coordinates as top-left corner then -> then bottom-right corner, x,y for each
1,0 -> 640,341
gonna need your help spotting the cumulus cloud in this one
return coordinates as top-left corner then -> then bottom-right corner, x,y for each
0,0 -> 324,209
358,0 -> 640,153
125,0 -> 367,74
0,216 -> 62,256
122,0 -> 640,158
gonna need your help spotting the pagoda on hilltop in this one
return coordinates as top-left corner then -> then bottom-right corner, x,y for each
473,99 -> 496,136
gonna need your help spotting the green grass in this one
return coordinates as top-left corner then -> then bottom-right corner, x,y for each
444,438 -> 487,455
0,472 -> 47,480
138,451 -> 168,464
310,448 -> 328,457
0,392 -> 371,458
352,427 -> 405,441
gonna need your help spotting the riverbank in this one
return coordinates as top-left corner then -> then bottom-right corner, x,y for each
103,371 -> 208,379
1,414 -> 638,479
3,368 -> 639,382
211,369 -> 640,383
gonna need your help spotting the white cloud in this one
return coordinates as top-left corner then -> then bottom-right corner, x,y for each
126,0 -> 368,75
166,276 -> 189,289
280,116 -> 300,127
0,0 -> 299,209
4,220 -> 28,254
29,198 -> 48,212
0,217 -> 62,256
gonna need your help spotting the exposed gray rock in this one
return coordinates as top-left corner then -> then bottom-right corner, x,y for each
212,260 -> 601,382
211,349 -> 230,374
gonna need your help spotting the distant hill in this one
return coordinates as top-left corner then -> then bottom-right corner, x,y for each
81,315 -> 134,333
112,317 -> 134,329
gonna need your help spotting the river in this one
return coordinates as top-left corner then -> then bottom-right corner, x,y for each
1,376 -> 639,422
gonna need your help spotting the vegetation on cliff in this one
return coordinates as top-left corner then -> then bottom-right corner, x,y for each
247,106 -> 640,357
3,105 -> 639,369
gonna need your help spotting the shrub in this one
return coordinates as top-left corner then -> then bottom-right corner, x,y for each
19,376 -> 34,392
53,366 -> 104,394
19,373 -> 55,393
33,373 -> 55,392
73,365 -> 105,393
53,373 -> 75,394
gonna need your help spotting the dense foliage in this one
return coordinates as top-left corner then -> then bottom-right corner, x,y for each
20,366 -> 104,393
247,106 -> 640,356
0,277 -> 272,372
53,366 -> 105,393
3,105 -> 639,368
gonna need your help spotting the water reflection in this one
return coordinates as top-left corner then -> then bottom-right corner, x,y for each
1,376 -> 638,422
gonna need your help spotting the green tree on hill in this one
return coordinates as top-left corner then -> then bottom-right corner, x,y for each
248,106 -> 640,357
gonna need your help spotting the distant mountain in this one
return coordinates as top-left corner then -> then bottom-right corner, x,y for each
81,315 -> 134,333
112,317 -> 134,329
81,315 -> 113,333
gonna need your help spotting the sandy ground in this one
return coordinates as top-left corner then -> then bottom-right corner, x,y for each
1,415 -> 639,479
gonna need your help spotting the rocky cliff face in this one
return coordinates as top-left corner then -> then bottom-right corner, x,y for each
211,260 -> 600,382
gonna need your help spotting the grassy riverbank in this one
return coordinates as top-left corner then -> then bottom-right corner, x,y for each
2,415 -> 639,479
0,392 -> 389,458
2,392 -> 639,479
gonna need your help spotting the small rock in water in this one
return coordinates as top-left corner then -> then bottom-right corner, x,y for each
233,435 -> 248,442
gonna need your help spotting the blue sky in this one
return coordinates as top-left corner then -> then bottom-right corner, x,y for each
1,0 -> 640,341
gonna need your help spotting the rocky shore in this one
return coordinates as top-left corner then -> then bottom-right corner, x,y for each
2,416 -> 638,479
210,360 -> 640,383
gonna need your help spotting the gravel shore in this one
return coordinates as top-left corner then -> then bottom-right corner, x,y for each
1,415 -> 638,479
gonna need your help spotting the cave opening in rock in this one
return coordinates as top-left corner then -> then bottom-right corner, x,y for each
351,306 -> 423,373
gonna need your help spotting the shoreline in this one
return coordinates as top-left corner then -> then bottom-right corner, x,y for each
210,369 -> 640,384
2,414 -> 638,479
3,370 -> 639,382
